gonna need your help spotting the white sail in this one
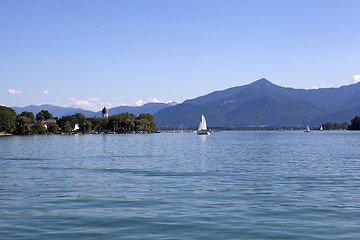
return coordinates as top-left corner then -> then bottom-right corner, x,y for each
198,115 -> 207,131
320,125 -> 323,131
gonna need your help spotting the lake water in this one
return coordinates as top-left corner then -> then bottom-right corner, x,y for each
1,131 -> 360,239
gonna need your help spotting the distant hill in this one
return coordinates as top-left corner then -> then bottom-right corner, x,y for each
12,104 -> 97,118
13,102 -> 176,118
154,78 -> 360,127
103,102 -> 177,116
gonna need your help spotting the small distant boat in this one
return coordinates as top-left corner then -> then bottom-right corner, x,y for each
319,125 -> 324,131
304,125 -> 311,133
197,114 -> 210,135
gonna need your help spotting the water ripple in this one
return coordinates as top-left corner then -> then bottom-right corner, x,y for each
1,132 -> 360,239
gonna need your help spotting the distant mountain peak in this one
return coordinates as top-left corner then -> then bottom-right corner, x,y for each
155,78 -> 360,127
249,78 -> 276,88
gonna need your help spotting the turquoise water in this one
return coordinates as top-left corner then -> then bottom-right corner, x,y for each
1,131 -> 360,239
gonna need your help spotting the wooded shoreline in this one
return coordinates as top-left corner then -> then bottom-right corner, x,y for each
1,105 -> 360,135
0,106 -> 156,135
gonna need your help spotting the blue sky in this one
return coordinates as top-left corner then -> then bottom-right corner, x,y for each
1,0 -> 359,111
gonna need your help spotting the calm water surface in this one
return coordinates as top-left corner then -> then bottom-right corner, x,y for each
1,131 -> 360,239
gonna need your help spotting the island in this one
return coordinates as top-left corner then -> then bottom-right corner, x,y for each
0,106 -> 156,135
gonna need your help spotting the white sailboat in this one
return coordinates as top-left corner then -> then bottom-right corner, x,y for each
197,114 -> 210,135
319,125 -> 324,131
304,125 -> 311,133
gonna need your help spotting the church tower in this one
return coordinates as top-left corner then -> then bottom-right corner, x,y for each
102,107 -> 108,118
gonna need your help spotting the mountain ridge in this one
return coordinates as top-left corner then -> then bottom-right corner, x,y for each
12,102 -> 176,118
155,79 -> 360,127
10,79 -> 360,127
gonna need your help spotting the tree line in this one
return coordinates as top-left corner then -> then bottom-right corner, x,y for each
319,118 -> 360,130
0,106 -> 156,135
319,122 -> 349,130
2,105 -> 360,134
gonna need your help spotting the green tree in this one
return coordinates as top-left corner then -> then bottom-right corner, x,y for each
322,122 -> 333,130
16,115 -> 32,135
107,114 -> 122,132
349,116 -> 360,130
341,122 -> 349,130
120,112 -> 136,131
74,113 -> 86,125
19,111 -> 35,124
137,113 -> 156,132
74,113 -> 90,133
135,118 -> 151,132
32,121 -> 46,134
92,117 -> 106,132
48,124 -> 60,134
97,112 -> 155,133
36,110 -> 53,122
58,115 -> 76,130
0,106 -> 17,134
82,120 -> 92,133
64,121 -> 72,133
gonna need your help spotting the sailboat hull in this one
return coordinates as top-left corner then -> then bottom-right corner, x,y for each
197,130 -> 210,135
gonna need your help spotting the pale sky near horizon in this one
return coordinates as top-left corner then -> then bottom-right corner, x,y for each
1,0 -> 360,111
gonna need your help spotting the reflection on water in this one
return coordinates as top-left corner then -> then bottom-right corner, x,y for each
199,134 -> 208,171
1,131 -> 360,239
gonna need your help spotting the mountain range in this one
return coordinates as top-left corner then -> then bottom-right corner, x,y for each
11,79 -> 360,127
154,78 -> 360,127
12,102 -> 176,118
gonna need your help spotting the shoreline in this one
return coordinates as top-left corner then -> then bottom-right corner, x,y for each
0,132 -> 12,136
